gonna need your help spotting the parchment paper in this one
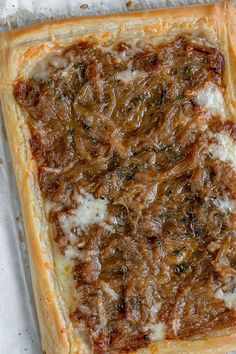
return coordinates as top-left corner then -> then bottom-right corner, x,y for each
0,1 -> 235,353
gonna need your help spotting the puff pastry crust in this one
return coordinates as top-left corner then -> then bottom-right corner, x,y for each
0,1 -> 236,353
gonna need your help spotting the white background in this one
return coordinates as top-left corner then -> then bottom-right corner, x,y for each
0,1 -> 235,353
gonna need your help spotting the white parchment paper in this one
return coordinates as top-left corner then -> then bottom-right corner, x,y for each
0,1 -> 235,353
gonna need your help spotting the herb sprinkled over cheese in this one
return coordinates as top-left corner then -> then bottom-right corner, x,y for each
59,192 -> 109,240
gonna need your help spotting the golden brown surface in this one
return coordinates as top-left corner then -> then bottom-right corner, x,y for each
13,36 -> 236,353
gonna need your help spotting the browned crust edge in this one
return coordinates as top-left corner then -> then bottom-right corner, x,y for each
1,2 -> 236,353
0,1 -> 228,46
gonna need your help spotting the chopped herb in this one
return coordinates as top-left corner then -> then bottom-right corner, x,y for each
140,151 -> 147,156
232,285 -> 236,294
175,263 -> 189,274
169,67 -> 178,75
132,92 -> 149,105
138,147 -> 150,155
176,95 -> 183,102
67,128 -> 74,136
132,97 -> 140,105
155,240 -> 163,248
116,166 -> 124,176
114,302 -> 124,312
134,295 -> 142,311
115,79 -> 121,84
158,145 -> 170,153
180,66 -> 191,78
159,213 -> 166,220
78,63 -> 85,70
133,164 -> 141,171
175,150 -> 182,158
67,129 -> 74,142
120,265 -> 128,277
173,247 -> 186,257
117,164 -> 140,180
127,107 -> 134,112
155,89 -> 166,107
59,92 -> 74,100
52,86 -> 61,95
126,172 -> 133,180
155,163 -> 163,170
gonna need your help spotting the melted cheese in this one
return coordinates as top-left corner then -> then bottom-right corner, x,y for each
209,133 -> 236,170
64,245 -> 84,260
29,55 -> 68,80
59,192 -> 109,240
53,192 -> 114,307
143,323 -> 166,341
196,84 -> 226,118
54,245 -> 75,306
115,66 -> 146,82
215,288 -> 236,308
215,277 -> 236,308
214,197 -> 236,213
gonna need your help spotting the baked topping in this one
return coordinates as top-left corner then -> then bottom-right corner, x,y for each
14,36 -> 236,353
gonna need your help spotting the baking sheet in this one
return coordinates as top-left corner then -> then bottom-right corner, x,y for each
0,0 -> 235,353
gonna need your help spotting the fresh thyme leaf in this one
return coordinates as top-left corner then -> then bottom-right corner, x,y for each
232,285 -> 236,294
78,63 -> 85,70
114,302 -> 124,312
175,263 -> 189,274
169,67 -> 178,75
134,295 -> 142,311
155,163 -> 164,170
155,240 -> 163,248
132,92 -> 149,105
126,172 -> 133,181
173,247 -> 186,257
